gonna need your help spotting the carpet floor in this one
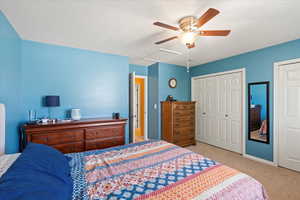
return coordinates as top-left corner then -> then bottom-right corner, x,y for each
187,142 -> 300,200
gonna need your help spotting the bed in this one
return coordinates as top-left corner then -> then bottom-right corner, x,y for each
0,140 -> 268,200
69,140 -> 268,200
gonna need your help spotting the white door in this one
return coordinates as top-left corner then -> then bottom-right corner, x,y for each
205,77 -> 218,145
216,74 -> 228,149
193,71 -> 242,153
222,73 -> 242,153
278,62 -> 300,171
193,77 -> 213,144
192,78 -> 203,141
129,72 -> 137,143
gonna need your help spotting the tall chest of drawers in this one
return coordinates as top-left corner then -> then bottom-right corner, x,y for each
161,101 -> 196,147
21,118 -> 127,154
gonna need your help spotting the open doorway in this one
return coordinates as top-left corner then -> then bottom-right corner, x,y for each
129,73 -> 148,143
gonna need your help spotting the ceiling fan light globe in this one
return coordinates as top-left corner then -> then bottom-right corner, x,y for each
180,32 -> 197,45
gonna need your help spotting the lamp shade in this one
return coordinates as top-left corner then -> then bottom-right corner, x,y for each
45,96 -> 60,107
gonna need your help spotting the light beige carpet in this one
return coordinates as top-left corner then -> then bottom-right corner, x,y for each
187,142 -> 300,200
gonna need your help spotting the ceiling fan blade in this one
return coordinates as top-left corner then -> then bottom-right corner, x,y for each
153,22 -> 179,31
187,43 -> 195,49
155,36 -> 178,44
199,30 -> 231,36
196,8 -> 220,28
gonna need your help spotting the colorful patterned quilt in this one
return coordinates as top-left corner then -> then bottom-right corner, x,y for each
67,140 -> 268,200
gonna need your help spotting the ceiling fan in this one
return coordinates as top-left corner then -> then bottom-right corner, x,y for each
153,8 -> 231,49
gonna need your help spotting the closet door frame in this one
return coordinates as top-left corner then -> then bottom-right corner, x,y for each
191,68 -> 246,155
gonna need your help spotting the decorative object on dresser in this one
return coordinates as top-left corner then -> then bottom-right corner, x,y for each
71,108 -> 81,120
21,118 -> 127,153
112,112 -> 120,119
161,101 -> 196,147
165,95 -> 176,101
28,110 -> 37,122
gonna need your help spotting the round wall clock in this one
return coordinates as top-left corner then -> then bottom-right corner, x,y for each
168,78 -> 177,88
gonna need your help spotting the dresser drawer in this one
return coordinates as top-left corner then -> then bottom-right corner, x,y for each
173,138 -> 195,147
173,133 -> 194,142
51,142 -> 84,153
174,127 -> 195,136
173,104 -> 195,110
174,115 -> 194,122
31,130 -> 84,145
174,109 -> 195,116
85,125 -> 123,140
85,136 -> 124,151
174,120 -> 194,128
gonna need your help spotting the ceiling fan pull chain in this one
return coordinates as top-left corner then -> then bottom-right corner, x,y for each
187,49 -> 190,73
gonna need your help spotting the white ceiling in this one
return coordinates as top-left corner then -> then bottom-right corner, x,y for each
1,0 -> 300,67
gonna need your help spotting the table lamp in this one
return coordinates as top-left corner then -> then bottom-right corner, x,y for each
45,96 -> 60,119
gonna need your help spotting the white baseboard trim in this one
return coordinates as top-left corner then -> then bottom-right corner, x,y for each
243,153 -> 277,166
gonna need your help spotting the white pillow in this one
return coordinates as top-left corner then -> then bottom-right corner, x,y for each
0,153 -> 20,177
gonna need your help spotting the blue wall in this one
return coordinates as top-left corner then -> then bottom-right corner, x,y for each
0,11 -> 23,153
158,63 -> 190,102
21,40 -> 130,143
191,38 -> 300,161
129,64 -> 148,76
147,62 -> 191,139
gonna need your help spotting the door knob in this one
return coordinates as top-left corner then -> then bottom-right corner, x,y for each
202,112 -> 206,115
225,114 -> 228,117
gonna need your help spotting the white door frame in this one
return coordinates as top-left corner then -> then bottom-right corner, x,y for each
191,68 -> 246,155
129,72 -> 136,143
273,58 -> 300,167
135,75 -> 148,140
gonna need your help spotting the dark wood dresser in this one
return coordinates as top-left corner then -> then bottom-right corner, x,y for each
161,101 -> 196,147
21,118 -> 127,154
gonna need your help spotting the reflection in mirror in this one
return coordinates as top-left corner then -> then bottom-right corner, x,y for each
248,82 -> 269,143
